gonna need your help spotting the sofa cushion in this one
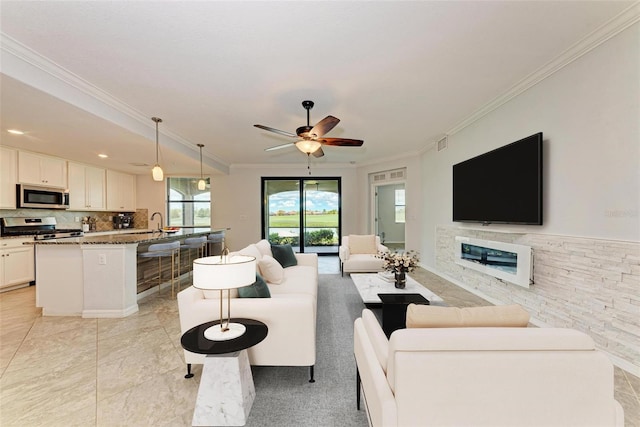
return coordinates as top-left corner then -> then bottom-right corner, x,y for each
258,255 -> 284,284
238,274 -> 271,298
349,235 -> 377,254
267,265 -> 318,298
406,304 -> 530,328
203,288 -> 238,299
271,243 -> 298,268
255,239 -> 273,258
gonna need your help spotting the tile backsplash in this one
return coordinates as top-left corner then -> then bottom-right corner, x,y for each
0,208 -> 148,232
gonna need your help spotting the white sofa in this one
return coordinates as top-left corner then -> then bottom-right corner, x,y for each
339,235 -> 389,276
354,307 -> 624,426
178,239 -> 318,382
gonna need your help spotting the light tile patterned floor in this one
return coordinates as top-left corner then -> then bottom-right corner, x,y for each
1,256 -> 638,426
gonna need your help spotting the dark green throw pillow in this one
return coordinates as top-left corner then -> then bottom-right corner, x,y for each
238,274 -> 271,298
270,243 -> 298,268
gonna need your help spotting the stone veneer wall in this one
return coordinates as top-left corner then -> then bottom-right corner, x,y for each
434,225 -> 640,374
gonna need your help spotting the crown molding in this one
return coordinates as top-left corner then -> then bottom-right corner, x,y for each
0,32 -> 230,174
442,2 -> 640,139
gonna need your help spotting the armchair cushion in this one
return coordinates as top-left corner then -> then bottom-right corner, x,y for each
271,243 -> 298,268
258,255 -> 284,284
349,234 -> 378,254
238,274 -> 271,298
406,304 -> 530,328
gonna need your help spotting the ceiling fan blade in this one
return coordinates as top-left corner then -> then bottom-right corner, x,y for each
265,142 -> 296,152
309,115 -> 340,138
254,124 -> 297,138
312,147 -> 324,158
318,138 -> 364,147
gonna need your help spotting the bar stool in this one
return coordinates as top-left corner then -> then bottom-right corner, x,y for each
207,232 -> 225,256
139,241 -> 180,298
180,236 -> 207,284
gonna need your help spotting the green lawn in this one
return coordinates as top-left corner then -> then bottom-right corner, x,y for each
269,214 -> 338,228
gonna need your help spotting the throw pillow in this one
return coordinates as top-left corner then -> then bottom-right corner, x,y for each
405,304 -> 530,328
257,255 -> 284,284
255,239 -> 273,258
270,243 -> 298,268
238,274 -> 271,298
349,235 -> 377,254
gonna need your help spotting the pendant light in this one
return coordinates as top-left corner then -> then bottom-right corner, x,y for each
151,117 -> 164,181
197,144 -> 206,190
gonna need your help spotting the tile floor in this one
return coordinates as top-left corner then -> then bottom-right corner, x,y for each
1,256 -> 638,426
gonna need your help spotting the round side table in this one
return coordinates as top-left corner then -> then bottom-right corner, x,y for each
181,318 -> 268,427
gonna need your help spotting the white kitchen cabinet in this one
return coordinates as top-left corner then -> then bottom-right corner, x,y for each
0,238 -> 35,290
0,147 -> 18,209
68,162 -> 106,211
106,170 -> 136,212
18,151 -> 67,188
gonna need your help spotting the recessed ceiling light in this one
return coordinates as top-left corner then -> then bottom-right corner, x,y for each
98,154 -> 108,158
7,129 -> 24,135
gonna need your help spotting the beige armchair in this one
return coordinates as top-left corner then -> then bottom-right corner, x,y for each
339,235 -> 389,276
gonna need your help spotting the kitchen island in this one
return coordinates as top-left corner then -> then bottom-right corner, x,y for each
29,228 -> 226,318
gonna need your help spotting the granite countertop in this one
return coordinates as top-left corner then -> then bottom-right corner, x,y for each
25,228 -> 226,245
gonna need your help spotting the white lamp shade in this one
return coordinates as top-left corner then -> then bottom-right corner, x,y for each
295,140 -> 322,154
197,178 -> 206,190
192,255 -> 256,290
152,164 -> 164,181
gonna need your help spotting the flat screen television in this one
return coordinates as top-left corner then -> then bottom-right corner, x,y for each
452,132 -> 543,225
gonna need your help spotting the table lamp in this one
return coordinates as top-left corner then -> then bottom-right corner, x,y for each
192,253 -> 256,341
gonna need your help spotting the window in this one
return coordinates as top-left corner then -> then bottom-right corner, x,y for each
167,177 -> 211,227
395,188 -> 405,223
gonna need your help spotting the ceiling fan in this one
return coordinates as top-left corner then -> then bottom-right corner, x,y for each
254,100 -> 364,158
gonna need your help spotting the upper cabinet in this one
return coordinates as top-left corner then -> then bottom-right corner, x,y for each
68,162 -> 106,211
106,170 -> 136,212
0,147 -> 18,209
18,151 -> 67,188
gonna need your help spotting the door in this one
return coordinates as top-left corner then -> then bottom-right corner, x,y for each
374,183 -> 406,251
262,178 -> 341,254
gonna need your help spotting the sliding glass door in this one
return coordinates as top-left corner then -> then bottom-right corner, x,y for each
262,178 -> 341,254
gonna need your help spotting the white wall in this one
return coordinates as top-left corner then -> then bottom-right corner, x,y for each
211,164 -> 358,250
136,175 -> 169,228
420,22 -> 639,373
421,21 -> 639,267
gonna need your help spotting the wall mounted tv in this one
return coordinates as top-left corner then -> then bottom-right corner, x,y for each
452,132 -> 543,225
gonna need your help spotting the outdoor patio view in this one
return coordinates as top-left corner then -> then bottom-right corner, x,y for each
263,178 -> 341,254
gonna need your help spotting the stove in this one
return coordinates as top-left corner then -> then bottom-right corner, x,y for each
1,217 -> 84,240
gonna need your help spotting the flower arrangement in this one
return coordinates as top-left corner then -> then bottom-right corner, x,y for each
376,250 -> 420,274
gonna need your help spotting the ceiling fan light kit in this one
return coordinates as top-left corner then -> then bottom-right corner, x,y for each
295,140 -> 322,154
151,117 -> 164,181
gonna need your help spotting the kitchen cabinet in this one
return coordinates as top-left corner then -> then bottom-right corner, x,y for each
18,151 -> 67,188
0,147 -> 18,209
68,162 -> 106,211
106,170 -> 136,212
0,238 -> 35,290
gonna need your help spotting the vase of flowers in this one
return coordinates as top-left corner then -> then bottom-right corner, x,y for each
376,250 -> 420,289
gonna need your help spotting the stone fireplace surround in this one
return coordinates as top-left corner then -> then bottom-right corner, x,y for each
433,225 -> 639,375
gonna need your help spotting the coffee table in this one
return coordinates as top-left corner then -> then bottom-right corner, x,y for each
350,273 -> 444,306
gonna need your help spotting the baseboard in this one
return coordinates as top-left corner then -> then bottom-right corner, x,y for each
82,304 -> 139,318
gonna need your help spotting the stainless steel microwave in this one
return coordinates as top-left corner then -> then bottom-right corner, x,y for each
17,184 -> 69,209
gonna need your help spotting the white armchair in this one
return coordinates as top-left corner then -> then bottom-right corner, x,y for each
339,235 -> 389,276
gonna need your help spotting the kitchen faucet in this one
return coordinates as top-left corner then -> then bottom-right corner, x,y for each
151,212 -> 163,232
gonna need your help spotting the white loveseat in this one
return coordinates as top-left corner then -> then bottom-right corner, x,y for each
178,239 -> 318,382
339,235 -> 389,276
354,307 -> 624,426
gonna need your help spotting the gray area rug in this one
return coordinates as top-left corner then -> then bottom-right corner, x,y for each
245,274 -> 370,427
